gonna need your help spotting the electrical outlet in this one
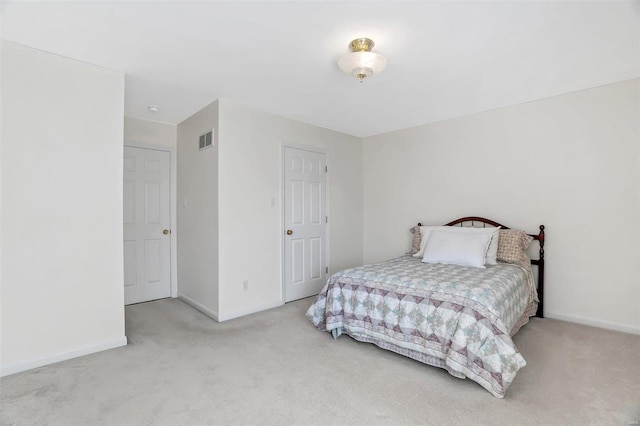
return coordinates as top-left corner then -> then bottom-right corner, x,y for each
242,280 -> 249,291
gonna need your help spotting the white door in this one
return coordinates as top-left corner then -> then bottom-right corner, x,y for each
283,147 -> 327,302
123,146 -> 171,305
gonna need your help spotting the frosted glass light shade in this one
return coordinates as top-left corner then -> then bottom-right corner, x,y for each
338,51 -> 387,78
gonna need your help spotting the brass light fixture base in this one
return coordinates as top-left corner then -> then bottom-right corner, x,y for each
349,38 -> 374,53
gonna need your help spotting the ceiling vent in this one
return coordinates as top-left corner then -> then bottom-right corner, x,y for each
198,130 -> 214,151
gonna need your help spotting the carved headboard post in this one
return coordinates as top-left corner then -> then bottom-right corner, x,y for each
536,225 -> 545,318
539,225 -> 545,260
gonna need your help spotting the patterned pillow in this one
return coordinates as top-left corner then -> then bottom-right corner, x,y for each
497,229 -> 533,268
409,225 -> 421,255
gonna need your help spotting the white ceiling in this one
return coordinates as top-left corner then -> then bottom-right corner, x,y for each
2,1 -> 639,137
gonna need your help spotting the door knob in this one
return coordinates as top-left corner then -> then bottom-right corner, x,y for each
163,229 -> 170,235
286,229 -> 293,235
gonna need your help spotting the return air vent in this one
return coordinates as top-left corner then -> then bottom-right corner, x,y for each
198,130 -> 214,151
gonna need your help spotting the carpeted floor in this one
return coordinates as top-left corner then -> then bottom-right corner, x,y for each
1,298 -> 639,425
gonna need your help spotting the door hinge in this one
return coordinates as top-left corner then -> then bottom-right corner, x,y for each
325,216 -> 328,224
325,165 -> 328,173
326,266 -> 329,274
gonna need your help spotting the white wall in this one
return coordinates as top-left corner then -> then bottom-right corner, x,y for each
0,41 -> 127,375
362,79 -> 640,334
176,101 -> 219,318
124,116 -> 177,148
217,99 -> 363,321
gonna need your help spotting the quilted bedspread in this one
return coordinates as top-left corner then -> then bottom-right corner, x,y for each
306,256 -> 537,398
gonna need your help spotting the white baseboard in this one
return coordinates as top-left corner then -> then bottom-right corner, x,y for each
545,311 -> 640,335
218,300 -> 283,322
0,336 -> 127,377
178,293 -> 219,321
177,294 -> 283,322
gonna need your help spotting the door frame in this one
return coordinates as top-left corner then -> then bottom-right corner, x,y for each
281,143 -> 330,303
124,141 -> 178,299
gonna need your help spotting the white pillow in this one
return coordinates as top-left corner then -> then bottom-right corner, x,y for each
422,231 -> 493,268
413,226 -> 500,265
412,226 -> 456,258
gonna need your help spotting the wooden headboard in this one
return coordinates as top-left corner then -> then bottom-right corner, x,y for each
417,216 -> 545,318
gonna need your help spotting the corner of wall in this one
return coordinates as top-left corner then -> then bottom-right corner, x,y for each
176,100 -> 220,316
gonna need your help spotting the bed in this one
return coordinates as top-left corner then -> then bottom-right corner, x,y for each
306,217 -> 545,398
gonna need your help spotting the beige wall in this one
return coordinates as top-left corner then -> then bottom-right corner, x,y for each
362,79 -> 640,334
176,101 -> 219,318
124,116 -> 177,147
174,99 -> 363,321
217,99 -> 363,320
1,41 -> 126,375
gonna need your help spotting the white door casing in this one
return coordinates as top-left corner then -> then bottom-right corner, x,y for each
123,146 -> 171,305
283,147 -> 327,302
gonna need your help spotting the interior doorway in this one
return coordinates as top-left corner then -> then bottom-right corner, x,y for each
123,146 -> 172,304
282,146 -> 328,302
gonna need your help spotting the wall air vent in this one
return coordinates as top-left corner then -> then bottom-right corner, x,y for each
198,130 -> 214,151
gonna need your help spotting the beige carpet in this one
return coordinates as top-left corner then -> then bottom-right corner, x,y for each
1,298 -> 639,425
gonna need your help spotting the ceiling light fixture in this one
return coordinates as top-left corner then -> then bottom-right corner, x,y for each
338,38 -> 387,83
148,105 -> 160,113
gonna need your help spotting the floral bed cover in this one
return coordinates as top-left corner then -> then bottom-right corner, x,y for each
306,256 -> 537,398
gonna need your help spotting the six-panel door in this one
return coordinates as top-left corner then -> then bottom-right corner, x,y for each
283,147 -> 327,302
123,146 -> 171,305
